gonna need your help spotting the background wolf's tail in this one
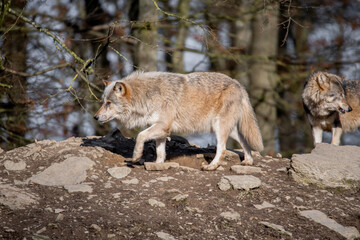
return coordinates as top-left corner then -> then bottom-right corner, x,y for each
238,93 -> 264,152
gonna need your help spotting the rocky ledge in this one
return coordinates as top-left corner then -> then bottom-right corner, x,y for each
0,130 -> 359,239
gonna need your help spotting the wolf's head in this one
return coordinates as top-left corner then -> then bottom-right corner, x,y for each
94,80 -> 131,123
315,72 -> 352,114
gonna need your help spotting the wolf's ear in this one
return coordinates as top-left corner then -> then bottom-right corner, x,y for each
103,80 -> 112,86
113,82 -> 128,97
316,73 -> 330,90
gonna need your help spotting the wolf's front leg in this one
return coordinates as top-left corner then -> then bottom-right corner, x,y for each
331,127 -> 342,145
312,126 -> 323,145
155,138 -> 166,163
132,123 -> 170,163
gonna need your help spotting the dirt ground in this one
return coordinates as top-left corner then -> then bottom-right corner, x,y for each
0,132 -> 359,240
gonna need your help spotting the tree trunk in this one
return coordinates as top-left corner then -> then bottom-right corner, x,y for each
0,0 -> 29,149
129,0 -> 158,71
249,1 -> 279,155
233,1 -> 252,86
172,0 -> 190,73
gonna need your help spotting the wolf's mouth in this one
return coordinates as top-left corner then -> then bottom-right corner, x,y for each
338,108 -> 346,114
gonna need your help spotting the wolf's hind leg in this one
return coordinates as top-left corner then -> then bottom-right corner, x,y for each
202,121 -> 229,171
132,123 -> 170,163
155,138 -> 166,163
229,127 -> 253,165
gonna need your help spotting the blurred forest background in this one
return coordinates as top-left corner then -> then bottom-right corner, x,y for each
1,0 -> 360,156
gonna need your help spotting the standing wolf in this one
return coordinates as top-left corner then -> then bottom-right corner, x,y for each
94,71 -> 263,170
302,71 -> 360,145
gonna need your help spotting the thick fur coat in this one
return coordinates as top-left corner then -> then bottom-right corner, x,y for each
95,71 -> 263,170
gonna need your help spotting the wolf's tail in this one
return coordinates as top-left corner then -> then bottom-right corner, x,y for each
238,93 -> 264,152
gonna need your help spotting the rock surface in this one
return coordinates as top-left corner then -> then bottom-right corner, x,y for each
28,157 -> 95,186
0,184 -> 38,210
299,210 -> 360,239
291,143 -> 360,189
107,167 -> 131,179
0,131 -> 359,239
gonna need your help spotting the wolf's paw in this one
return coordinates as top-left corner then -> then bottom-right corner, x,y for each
202,164 -> 219,171
131,157 -> 140,163
241,159 -> 253,166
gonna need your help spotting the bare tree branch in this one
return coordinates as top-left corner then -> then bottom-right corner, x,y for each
3,63 -> 71,77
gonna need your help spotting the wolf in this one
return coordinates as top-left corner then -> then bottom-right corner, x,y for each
302,71 -> 360,146
94,71 -> 263,171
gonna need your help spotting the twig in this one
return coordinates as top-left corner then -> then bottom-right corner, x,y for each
3,63 -> 71,77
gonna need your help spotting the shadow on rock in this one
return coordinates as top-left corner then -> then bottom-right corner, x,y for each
81,128 -> 244,164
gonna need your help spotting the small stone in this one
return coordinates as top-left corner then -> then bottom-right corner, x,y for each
157,176 -> 176,182
231,165 -> 262,174
259,221 -> 292,237
156,231 -> 176,240
217,178 -> 231,191
185,207 -> 203,214
216,166 -> 225,171
90,224 -> 101,232
223,175 -> 261,190
196,154 -> 204,159
276,167 -> 287,173
107,167 -> 131,179
107,234 -> 116,238
220,211 -> 240,221
55,214 -> 64,222
296,197 -> 304,202
122,178 -> 139,184
54,209 -> 65,214
144,162 -> 179,171
172,194 -> 188,202
4,227 -> 15,233
4,160 -> 27,171
254,201 -> 275,210
36,227 -> 46,234
64,184 -> 93,193
148,199 -> 165,208
166,189 -> 182,194
276,153 -> 282,158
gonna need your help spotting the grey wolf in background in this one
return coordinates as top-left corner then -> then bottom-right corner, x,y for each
302,71 -> 360,145
94,71 -> 263,171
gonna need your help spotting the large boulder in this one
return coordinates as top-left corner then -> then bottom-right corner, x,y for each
290,143 -> 360,189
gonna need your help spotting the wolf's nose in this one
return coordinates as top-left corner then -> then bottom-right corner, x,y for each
94,115 -> 99,120
348,107 -> 352,112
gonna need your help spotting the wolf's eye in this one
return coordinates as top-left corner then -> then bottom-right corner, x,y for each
106,101 -> 111,107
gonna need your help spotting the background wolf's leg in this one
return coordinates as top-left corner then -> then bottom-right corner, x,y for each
132,123 -> 170,162
229,127 -> 253,165
155,138 -> 166,163
331,127 -> 342,145
312,126 -> 323,145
